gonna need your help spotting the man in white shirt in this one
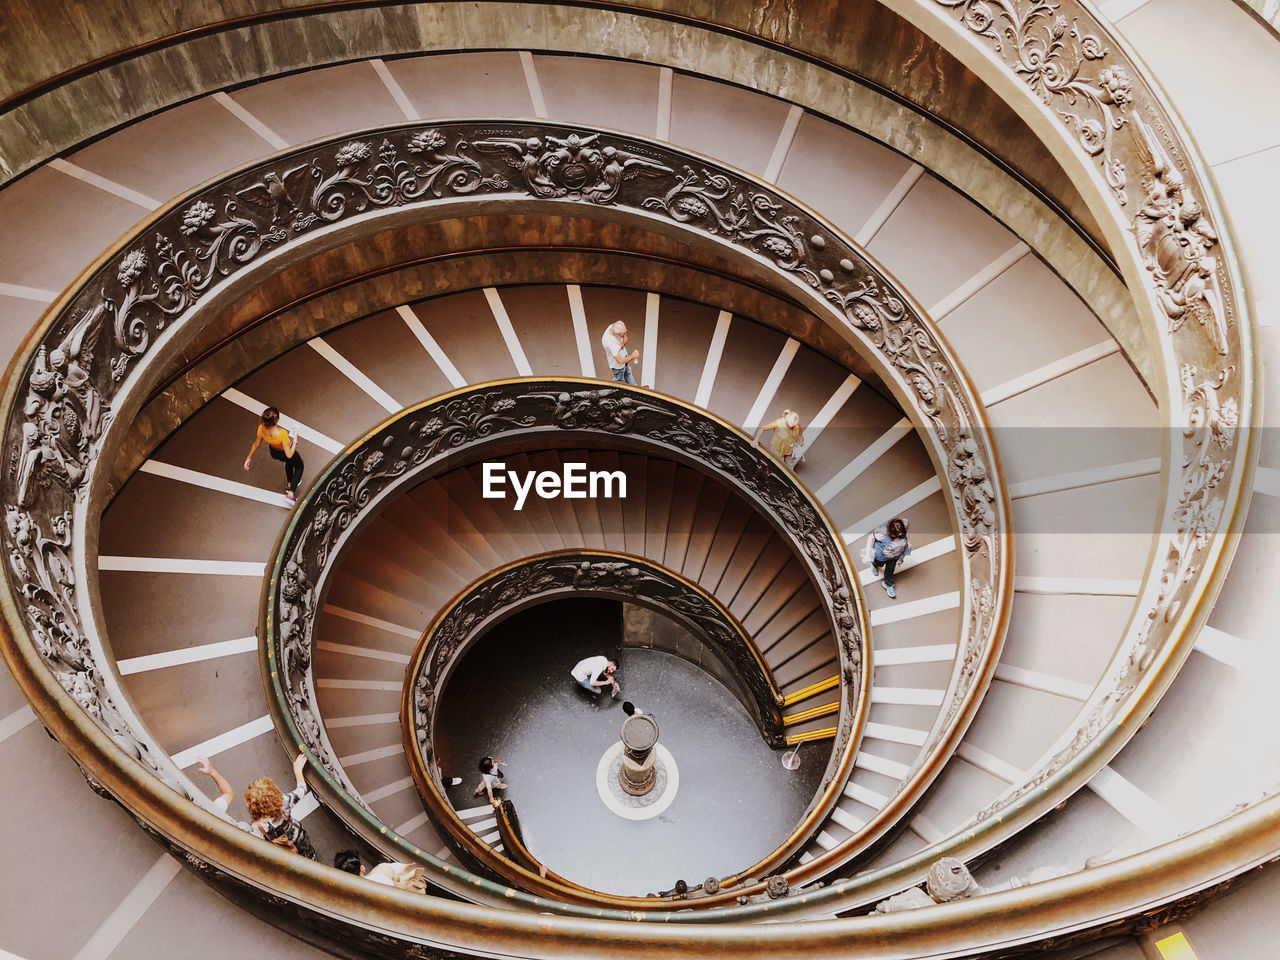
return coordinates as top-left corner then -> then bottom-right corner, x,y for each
570,654 -> 619,696
601,321 -> 640,385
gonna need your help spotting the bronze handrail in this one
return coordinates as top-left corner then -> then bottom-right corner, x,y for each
491,799 -> 557,881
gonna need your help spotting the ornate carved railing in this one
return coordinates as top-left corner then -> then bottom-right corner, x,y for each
4,112 -> 1007,933
401,549 -> 785,896
267,379 -> 867,907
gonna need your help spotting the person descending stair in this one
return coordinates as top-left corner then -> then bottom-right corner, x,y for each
870,517 -> 911,600
197,753 -> 317,859
243,405 -> 305,503
754,410 -> 805,468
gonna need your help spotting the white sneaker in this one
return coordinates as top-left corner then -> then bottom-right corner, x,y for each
883,582 -> 897,599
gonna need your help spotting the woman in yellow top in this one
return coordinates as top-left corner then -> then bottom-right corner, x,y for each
243,406 -> 304,502
753,409 -> 804,468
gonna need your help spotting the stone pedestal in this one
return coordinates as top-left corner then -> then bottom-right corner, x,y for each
618,714 -> 660,796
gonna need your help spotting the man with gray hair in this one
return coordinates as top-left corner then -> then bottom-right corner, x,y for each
601,320 -> 641,385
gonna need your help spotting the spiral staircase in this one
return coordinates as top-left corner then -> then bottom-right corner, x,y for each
1,2 -> 1279,959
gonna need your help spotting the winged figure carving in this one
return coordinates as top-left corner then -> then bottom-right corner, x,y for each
473,132 -> 671,203
1130,117 -> 1227,354
472,136 -> 559,197
235,163 -> 312,227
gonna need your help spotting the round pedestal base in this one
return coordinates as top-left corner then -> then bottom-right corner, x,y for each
595,742 -> 679,821
619,753 -> 658,795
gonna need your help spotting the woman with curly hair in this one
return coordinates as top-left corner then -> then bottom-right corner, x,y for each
245,753 -> 316,859
870,516 -> 911,600
198,752 -> 316,859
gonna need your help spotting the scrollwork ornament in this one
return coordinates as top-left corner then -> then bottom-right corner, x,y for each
642,166 -> 820,286
308,138 -> 482,219
936,0 -> 1129,201
404,130 -> 508,198
943,578 -> 995,728
1137,364 -> 1236,647
825,278 -> 945,430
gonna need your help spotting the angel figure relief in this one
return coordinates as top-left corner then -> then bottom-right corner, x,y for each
1130,116 -> 1228,355
16,303 -> 112,507
471,136 -> 556,196
583,145 -> 673,203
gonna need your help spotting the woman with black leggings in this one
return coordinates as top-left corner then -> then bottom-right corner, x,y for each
243,406 -> 305,502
